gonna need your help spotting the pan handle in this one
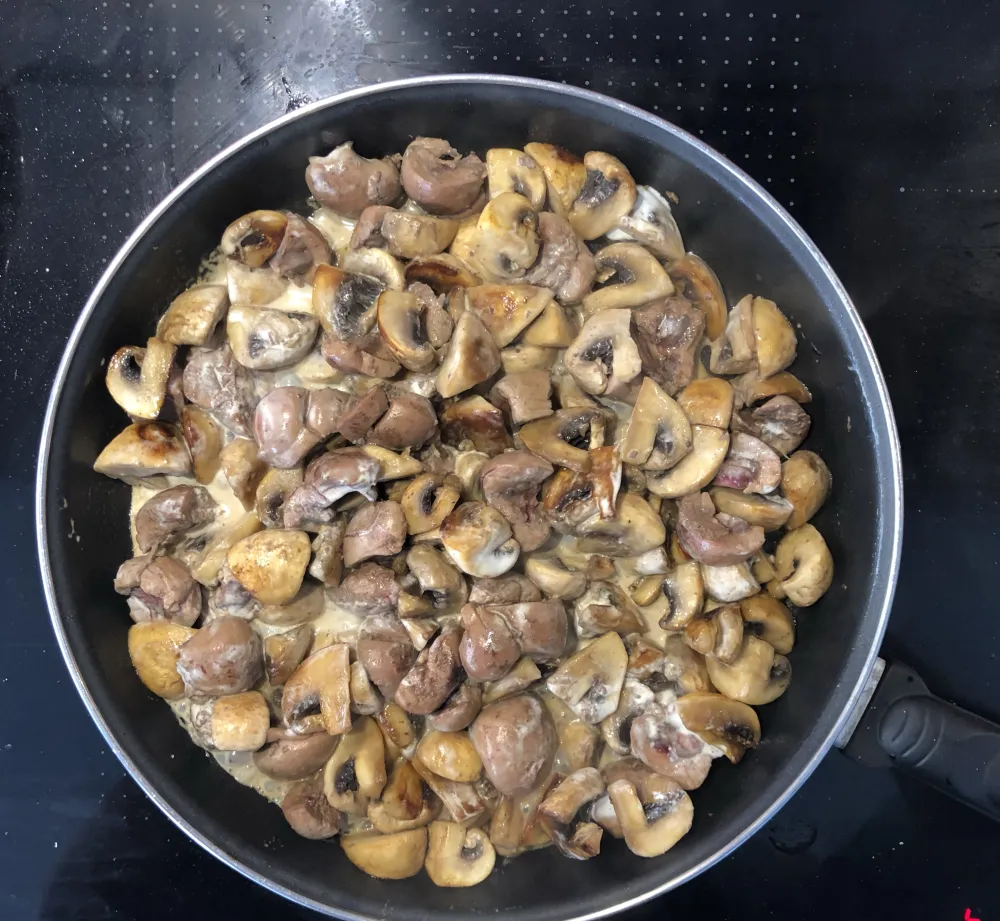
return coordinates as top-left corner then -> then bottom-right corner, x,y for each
836,658 -> 1000,821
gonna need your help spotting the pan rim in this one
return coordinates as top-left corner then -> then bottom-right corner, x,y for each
35,73 -> 903,921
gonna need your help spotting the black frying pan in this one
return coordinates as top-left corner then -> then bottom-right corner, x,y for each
36,75 -> 906,921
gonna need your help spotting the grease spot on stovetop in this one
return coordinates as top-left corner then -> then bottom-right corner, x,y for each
767,818 -> 817,854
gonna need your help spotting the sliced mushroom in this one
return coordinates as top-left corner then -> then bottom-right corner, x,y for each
401,137 -> 486,215
675,492 -> 765,566
322,714 -> 387,815
263,625 -> 313,687
600,679 -> 655,756
661,634 -> 713,693
752,396 -> 812,456
518,407 -> 609,472
677,377 -> 734,429
482,656 -> 543,704
546,631 -> 627,724
674,691 -> 760,764
524,557 -> 588,600
500,343 -> 558,374
175,616 -> 262,698
94,422 -> 193,484
226,528 -> 311,605
574,582 -> 645,639
127,621 -> 197,699
668,253 -> 727,341
631,295 -> 706,396
463,194 -> 540,281
708,487 -> 793,532
440,395 -> 512,455
564,309 -> 642,397
440,502 -> 520,577
221,209 -> 287,267
705,636 -> 791,705
157,284 -> 229,346
607,777 -> 694,857
106,338 -> 177,420
782,451 -> 832,529
646,425 -> 729,498
478,451 -> 553,552
751,296 -> 797,378
470,694 -> 557,795
227,304 -> 318,371
424,822 -> 496,888
225,257 -> 288,307
574,492 -> 666,557
659,561 -> 705,631
771,524 -> 833,606
217,437 -> 265,509
179,406 -> 223,485
709,295 -> 756,375
182,345 -> 259,437
429,683 -> 483,733
312,264 -> 382,345
701,560 -> 760,603
485,148 -> 547,210
620,377 -> 693,471
522,143 -> 587,216
465,284 -> 551,347
733,369 -> 812,408
567,151 -> 637,240
342,500 -> 407,568
373,290 -> 436,372
436,310 -> 502,398
405,252 -> 483,292
394,624 -> 464,715
581,243 -> 673,316
606,184 -> 685,262
398,474 -> 460,536
341,828 -> 428,880
524,211 -> 596,305
380,210 -> 459,259
369,389 -> 438,450
305,142 -> 401,218
739,593 -> 794,655
379,759 -> 429,822
281,643 -> 352,735
683,602 -> 745,664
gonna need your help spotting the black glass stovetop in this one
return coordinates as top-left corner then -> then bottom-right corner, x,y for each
3,0 -> 1000,918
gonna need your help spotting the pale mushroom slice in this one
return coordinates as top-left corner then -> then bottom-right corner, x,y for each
524,557 -> 588,600
401,474 -> 462,535
341,829 -> 428,880
581,243 -> 674,316
312,263 -> 382,343
701,560 -> 760,603
486,148 -> 548,210
481,657 -> 543,705
436,310 -> 502,398
105,338 -> 177,420
465,192 -> 540,281
381,210 -> 459,260
607,777 -> 694,858
520,300 -> 578,347
606,185 -> 685,262
659,560 -> 705,632
751,296 -> 797,378
94,422 -> 192,485
405,252 -> 483,292
546,631 -> 628,724
646,425 -> 729,498
683,602 -> 745,665
227,304 -> 318,371
620,377 -> 693,471
281,643 -> 352,736
424,822 -> 496,887
157,284 -> 229,346
732,369 -> 812,409
709,295 -> 756,375
782,450 -> 832,529
499,343 -> 558,374
489,370 -> 553,425
677,377 -> 735,430
740,594 -> 795,655
668,253 -> 727,341
567,151 -> 638,240
564,308 -> 642,397
306,141 -> 401,218
674,691 -> 761,763
518,407 -> 610,472
661,634 -> 713,693
376,290 -> 436,372
523,142 -> 588,216
771,524 -> 833,606
440,502 -> 520,577
705,636 -> 791,705
465,284 -> 552,346
574,582 -> 645,639
573,492 -> 666,558
709,487 -> 793,532
406,544 -> 468,613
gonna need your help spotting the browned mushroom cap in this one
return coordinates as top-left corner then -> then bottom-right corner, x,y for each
574,492 -> 666,557
751,296 -> 797,378
115,555 -> 204,627
221,210 -> 287,267
321,332 -> 401,380
468,574 -> 541,605
470,694 -> 557,795
709,295 -> 756,375
564,308 -> 642,397
313,263 -> 383,344
254,732 -> 339,781
523,143 -> 588,216
567,151 -> 638,240
428,682 -> 483,732
405,253 -> 483,292
105,337 -> 177,421
394,623 -> 464,715
459,604 -> 520,680
401,137 -> 486,215
440,396 -> 512,455
732,370 -> 812,409
541,447 -> 622,530
782,450 -> 831,529
489,370 -> 553,427
342,500 -> 407,568
752,396 -> 812,456
676,493 -> 765,566
486,147 -> 548,209
488,599 -> 569,661
282,449 -> 380,530
739,594 -> 795,655
134,485 -> 216,553
712,432 -> 782,495
630,702 -> 715,790
253,387 -> 325,469
518,407 -> 609,472
357,615 -> 417,699
524,212 -> 596,305
436,308 -> 503,399
327,562 -> 400,616
176,616 -> 263,698
282,777 -> 342,840
478,450 -> 554,552
158,285 -> 229,347
367,389 -> 438,451
182,345 -> 259,437
465,284 -> 551,346
180,406 -> 223,485
708,487 -> 793,532
305,142 -> 401,218
631,296 -> 706,396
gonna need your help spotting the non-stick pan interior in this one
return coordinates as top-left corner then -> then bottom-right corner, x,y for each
40,77 -> 900,921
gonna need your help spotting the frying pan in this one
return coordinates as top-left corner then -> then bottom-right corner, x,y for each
34,75 -> 908,920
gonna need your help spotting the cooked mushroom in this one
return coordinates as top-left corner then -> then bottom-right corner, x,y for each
93,422 -> 193,484
305,142 -> 401,218
459,604 -> 520,681
263,625 -> 314,686
462,194 -> 540,281
782,450 -> 832,529
357,615 -> 417,699
106,338 -> 177,420
182,345 -> 258,437
630,702 -> 715,790
482,656 -> 543,705
416,730 -> 483,783
225,257 -> 288,306
522,143 -> 587,216
465,284 -> 551,346
341,828 -> 428,880
567,151 -> 637,240
606,184 -> 685,262
127,621 -> 197,699
708,487 -> 793,531
771,524 -> 833,606
485,148 -> 547,210
712,432 -> 782,495
429,682 -> 483,732
378,759 -> 430,822
546,631 -> 627,724
709,295 -> 756,375
478,451 -> 553,552
175,616 -> 262,698
227,304 -> 318,371
733,369 -> 812,409
134,485 -> 215,553
646,425 -> 729,498
218,437 -> 266,509
255,730 -> 338,781
659,560 -> 705,631
751,296 -> 797,378
470,694 -> 557,795
574,492 -> 666,557
740,593 -> 794,655
705,636 -> 791,705
394,623 -> 464,715
677,377 -> 734,430
227,529 -> 311,605
440,502 -> 520,577
423,822 -> 496,887
405,252 -> 483,292
281,778 -> 342,840
523,212 -> 596,305
668,253 -> 727,341
607,777 -> 694,857
752,396 -> 812,456
194,691 -> 270,751
436,310 -> 502,398
342,500 -> 407,567
524,557 -> 588,600
399,474 -> 460,536
322,714 -> 387,814
518,407 -> 609,472
410,755 -> 490,826
179,406 -> 223,485
581,243 -> 673,316
157,284 -> 229,346
499,343 -> 558,374
574,582 -> 645,638
624,634 -> 666,682
282,643 -> 352,735
620,377 -> 693,471
375,290 -> 436,372
683,602 -> 745,664
600,679 -> 655,756
675,492 -> 765,566
221,209 -> 287,267
312,264 -> 381,345
380,210 -> 459,260
631,295 -> 706,396
440,395 -> 512,455
488,370 -> 553,426
701,560 -> 760,603
564,309 -> 643,398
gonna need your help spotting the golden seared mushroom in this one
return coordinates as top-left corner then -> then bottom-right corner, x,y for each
574,582 -> 645,639
401,137 -> 486,215
281,643 -> 352,735
429,682 -> 483,732
706,636 -> 792,705
701,560 -> 760,603
751,296 -> 797,378
362,446 -> 424,482
575,492 -> 666,557
712,432 -> 782,495
564,309 -> 642,397
306,522 -> 345,587
673,691 -> 761,763
416,729 -> 484,783
521,301 -> 579,350
659,560 -> 705,631
677,377 -> 735,430
540,447 -> 622,530
525,557 -> 588,600
436,310 -> 501,398
227,529 -> 311,605
621,377 -> 693,471
709,295 -> 756,375
227,304 -> 318,371
630,702 -> 716,790
405,252 -> 483,292
771,524 -> 834,606
464,194 -> 540,281
522,142 -> 588,216
683,602 -> 745,664
322,714 -> 387,814
606,184 -> 685,262
478,451 -> 553,552
256,466 -> 305,530
281,777 -> 342,840
180,405 -> 223,484
607,776 -> 694,858
424,822 -> 496,888
567,151 -> 637,240
740,594 -> 795,655
466,284 -> 552,347
782,450 -> 832,529
94,422 -> 192,484
675,493 -> 765,566
127,621 -> 197,699
175,616 -> 263,697
312,263 -> 382,343
305,142 -> 401,218
600,679 -> 655,756
381,210 -> 459,260
441,502 -> 520,577
459,603 -> 520,681
733,369 -> 813,408
255,731 -> 340,781
374,759 -> 432,824
221,209 -> 288,267
218,437 -> 266,509
106,338 -> 177,420
489,370 -> 553,426
190,511 -> 262,587
668,253 -> 727,341
581,243 -> 674,315
440,395 -> 512,455
646,425 -> 729,498
263,625 -> 313,686
133,484 -> 216,553
486,147 -> 547,210
546,631 -> 628,724
342,828 -> 428,880
375,290 -> 436,372
342,500 -> 407,568
157,284 -> 228,346
401,475 -> 462,535
357,615 -> 417,699
394,623 -> 464,715
631,295 -> 706,396
661,635 -> 713,694
470,694 -> 557,795
752,396 -> 812,456
709,487 -> 793,532
196,691 -> 271,752
518,406 -> 609,472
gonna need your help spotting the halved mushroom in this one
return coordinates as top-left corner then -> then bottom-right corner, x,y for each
127,621 -> 197,699
440,395 -> 512,455
709,487 -> 793,532
683,602 -> 745,664
465,284 -> 551,347
620,377 -> 693,471
782,450 -> 832,529
705,636 -> 791,705
470,694 -> 557,795
701,560 -> 760,603
369,774 -> 441,833
646,425 -> 729,498
488,370 -> 553,427
226,528 -> 311,604
606,185 -> 685,262
500,343 -> 558,374
567,151 -> 637,240
668,253 -> 727,341
106,338 -> 177,420
195,691 -> 270,752
179,406 -> 223,484
525,557 -> 588,600
405,252 -> 483,292
479,451 -> 553,552
381,210 -> 459,260
518,407 -> 609,472
375,290 -> 436,372
175,616 -> 262,698
157,284 -> 228,346
564,308 -> 642,397
581,243 -> 673,316
712,432 -> 782,495
607,776 -> 693,858
751,297 -> 797,378
322,715 -> 387,814
771,524 -> 833,606
574,582 -> 645,638
462,194 -> 540,281
600,679 -> 655,756
227,304 -> 318,372
677,378 -> 734,429
225,258 -> 287,307
221,209 -> 287,267
416,729 -> 484,783
485,148 -> 547,210
733,369 -> 812,409
399,474 -> 461,536
568,491 -> 663,559
182,345 -> 259,438
522,143 -> 588,216
341,828 -> 428,880
709,295 -> 756,375
305,142 -> 401,219
394,624 -> 464,716
94,422 -> 193,484
281,449 -> 380,530
740,593 -> 794,655
436,310 -> 502,398
672,691 -> 761,763
440,502 -> 520,577
659,561 -> 705,631
751,396 -> 812,456
281,643 -> 352,735
624,634 -> 666,681
378,759 -> 429,822
263,625 -> 314,687
661,634 -> 713,693
342,500 -> 407,568
675,492 -> 765,566
401,137 -> 486,215
429,682 -> 483,733
312,264 -> 382,345
217,437 -> 265,509
546,631 -> 628,724
424,822 -> 496,887
631,295 -> 706,396
255,579 -> 324,627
